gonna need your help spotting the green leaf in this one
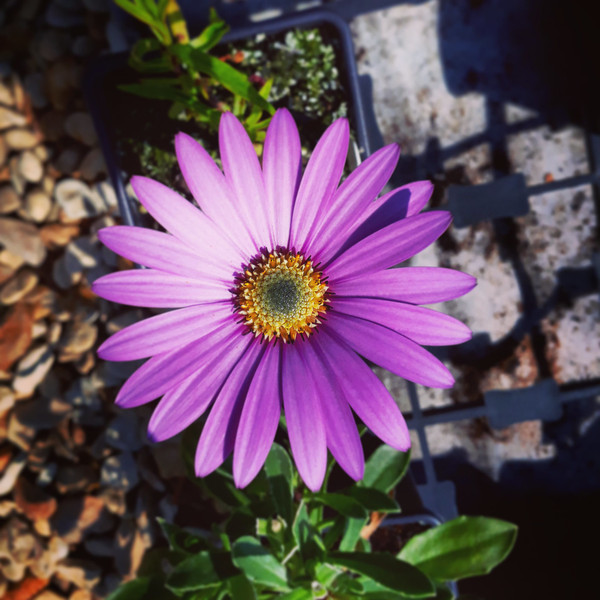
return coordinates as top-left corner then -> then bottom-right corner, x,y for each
226,574 -> 257,600
264,444 -> 294,525
190,13 -> 229,51
292,502 -> 325,561
338,516 -> 367,552
398,516 -> 517,582
328,552 -> 435,598
156,517 -> 209,554
361,446 -> 411,493
129,38 -> 171,73
114,0 -> 155,25
312,493 -> 367,519
231,536 -> 289,592
348,486 -> 401,513
105,578 -> 151,600
277,590 -> 313,600
118,81 -> 186,102
166,551 -> 238,593
179,47 -> 275,115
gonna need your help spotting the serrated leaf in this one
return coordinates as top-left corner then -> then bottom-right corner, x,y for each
328,552 -> 434,598
361,446 -> 411,493
398,516 -> 517,582
232,536 -> 289,592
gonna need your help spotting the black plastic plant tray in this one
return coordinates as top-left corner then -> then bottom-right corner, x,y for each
84,9 -> 372,227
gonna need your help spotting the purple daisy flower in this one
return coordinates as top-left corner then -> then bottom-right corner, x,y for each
93,109 -> 475,491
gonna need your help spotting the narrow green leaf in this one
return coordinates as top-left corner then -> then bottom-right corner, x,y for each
348,486 -> 401,513
361,446 -> 411,493
166,551 -> 238,593
232,536 -> 289,592
312,493 -> 367,519
164,0 -> 189,43
264,443 -> 293,525
114,0 -> 155,25
328,552 -> 435,598
398,516 -> 518,582
190,17 -> 229,51
129,38 -> 171,73
118,82 -> 186,102
184,48 -> 274,115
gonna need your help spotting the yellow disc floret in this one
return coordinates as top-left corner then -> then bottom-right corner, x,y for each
233,249 -> 329,342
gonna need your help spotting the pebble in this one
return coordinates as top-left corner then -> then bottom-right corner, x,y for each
79,147 -> 105,180
4,127 -> 40,150
33,144 -> 51,162
59,320 -> 98,360
55,178 -> 108,219
0,386 -> 15,413
72,35 -> 95,58
50,495 -> 111,544
0,249 -> 25,270
40,222 -> 79,248
12,345 -> 55,397
55,559 -> 102,590
0,217 -> 47,266
9,155 -> 26,195
15,396 -> 71,430
14,477 -> 57,521
53,146 -> 80,174
0,135 -> 7,167
0,452 -> 26,496
64,112 -> 97,146
105,413 -> 143,452
0,185 -> 21,213
18,150 -> 44,183
38,110 -> 65,142
0,81 -> 14,106
22,189 -> 52,222
38,29 -> 69,62
23,72 -> 47,109
101,452 -> 139,492
0,270 -> 38,304
56,464 -> 96,494
0,106 -> 27,130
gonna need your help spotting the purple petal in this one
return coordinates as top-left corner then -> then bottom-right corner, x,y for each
326,312 -> 454,388
332,267 -> 477,304
282,342 -> 327,492
115,321 -> 244,408
333,297 -> 472,346
130,175 -> 242,268
262,109 -> 301,247
147,334 -> 251,442
98,302 -> 232,361
289,118 -> 349,251
302,339 -> 364,481
307,144 -> 400,259
318,329 -> 410,451
219,112 -> 269,248
327,211 -> 452,282
328,181 -> 434,262
233,343 -> 281,488
195,341 -> 265,477
175,132 -> 256,255
92,269 -> 229,307
98,226 -> 230,281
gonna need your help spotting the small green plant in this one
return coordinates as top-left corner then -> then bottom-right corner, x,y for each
107,442 -> 516,599
114,0 -> 275,144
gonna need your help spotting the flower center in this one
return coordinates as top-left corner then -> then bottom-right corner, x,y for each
233,249 -> 329,342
